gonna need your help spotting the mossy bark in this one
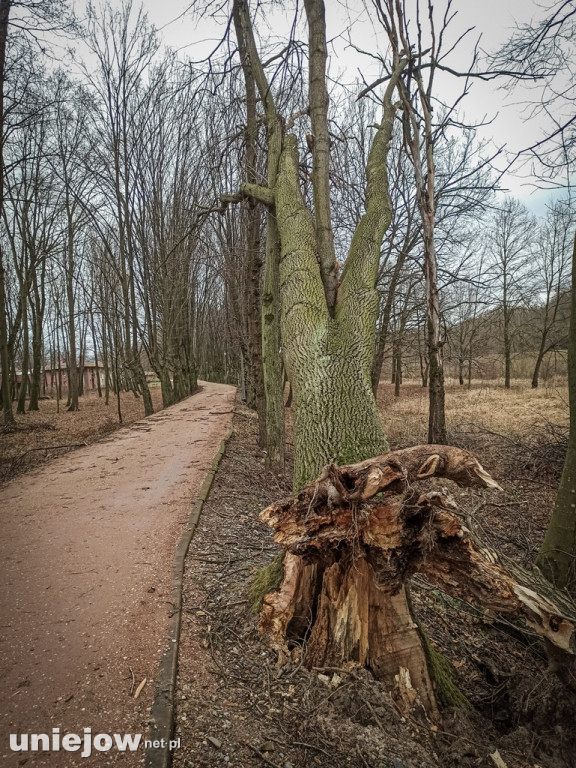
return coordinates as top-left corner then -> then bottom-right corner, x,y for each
234,0 -> 285,471
537,233 -> 576,596
275,132 -> 390,489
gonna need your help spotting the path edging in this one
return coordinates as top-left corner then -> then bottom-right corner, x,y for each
145,426 -> 234,768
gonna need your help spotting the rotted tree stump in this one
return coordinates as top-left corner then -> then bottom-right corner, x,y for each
259,445 -> 576,715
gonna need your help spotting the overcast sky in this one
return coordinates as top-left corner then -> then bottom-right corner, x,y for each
75,0 -> 561,212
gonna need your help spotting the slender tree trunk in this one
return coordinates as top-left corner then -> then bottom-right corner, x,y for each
426,259 -> 446,442
91,314 -> 102,398
537,233 -> 576,596
261,215 -> 285,470
394,340 -> 402,398
78,325 -> 87,397
17,298 -> 29,414
503,302 -> 512,389
101,317 -> 110,406
242,69 -> 266,445
303,0 -> 338,311
371,245 -> 413,396
55,314 -> 62,414
66,215 -> 79,411
531,334 -> 549,389
233,0 -> 284,470
0,0 -> 13,428
422,211 -> 446,442
398,54 -> 446,442
28,301 -> 43,411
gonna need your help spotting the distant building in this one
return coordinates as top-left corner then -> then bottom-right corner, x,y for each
43,362 -> 105,395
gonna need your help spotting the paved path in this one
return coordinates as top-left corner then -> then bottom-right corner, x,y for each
0,382 -> 236,766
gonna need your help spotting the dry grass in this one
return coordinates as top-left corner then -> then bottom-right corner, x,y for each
378,378 -> 570,570
379,377 -> 569,448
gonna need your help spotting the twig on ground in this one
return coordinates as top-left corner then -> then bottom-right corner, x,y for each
246,743 -> 283,768
129,666 -> 135,695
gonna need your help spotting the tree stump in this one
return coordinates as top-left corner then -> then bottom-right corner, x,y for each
259,445 -> 576,714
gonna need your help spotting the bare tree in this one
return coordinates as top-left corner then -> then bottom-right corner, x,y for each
0,0 -> 13,425
369,0 -> 500,443
531,202 -> 573,387
484,197 -> 535,389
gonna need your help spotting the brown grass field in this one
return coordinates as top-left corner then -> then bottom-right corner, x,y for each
380,377 -> 569,447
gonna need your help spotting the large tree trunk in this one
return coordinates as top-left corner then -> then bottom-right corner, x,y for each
274,133 -> 389,489
537,233 -> 576,597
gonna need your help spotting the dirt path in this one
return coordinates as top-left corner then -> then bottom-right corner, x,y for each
0,382 -> 236,767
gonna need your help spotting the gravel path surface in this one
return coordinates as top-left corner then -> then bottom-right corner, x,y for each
0,382 -> 236,767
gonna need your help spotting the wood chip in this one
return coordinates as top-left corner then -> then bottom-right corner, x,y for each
134,677 -> 147,699
489,750 -> 508,768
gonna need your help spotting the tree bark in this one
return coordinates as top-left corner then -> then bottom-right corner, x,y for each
16,296 -> 29,414
537,233 -> 576,597
237,6 -> 266,446
303,0 -> 338,312
276,132 -> 390,489
234,0 -> 285,470
0,0 -> 13,428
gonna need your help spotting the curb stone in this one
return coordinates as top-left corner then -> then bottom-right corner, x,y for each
145,426 -> 234,768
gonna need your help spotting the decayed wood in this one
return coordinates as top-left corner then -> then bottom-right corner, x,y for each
259,445 -> 576,698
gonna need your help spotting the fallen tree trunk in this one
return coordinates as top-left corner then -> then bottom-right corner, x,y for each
258,445 -> 576,713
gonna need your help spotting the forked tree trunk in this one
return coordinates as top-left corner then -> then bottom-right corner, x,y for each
259,446 -> 576,712
230,0 -> 444,711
